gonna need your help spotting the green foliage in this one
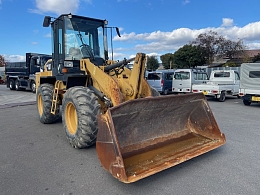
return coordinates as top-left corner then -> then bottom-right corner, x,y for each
223,61 -> 237,67
252,53 -> 260,62
146,55 -> 159,71
173,45 -> 205,68
160,53 -> 174,69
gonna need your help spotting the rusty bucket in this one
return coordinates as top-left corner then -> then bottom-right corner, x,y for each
96,93 -> 226,183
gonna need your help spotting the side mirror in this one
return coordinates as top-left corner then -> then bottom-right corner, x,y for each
43,16 -> 51,27
115,27 -> 121,37
36,58 -> 40,66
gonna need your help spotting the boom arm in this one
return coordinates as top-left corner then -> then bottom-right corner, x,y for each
80,53 -> 151,109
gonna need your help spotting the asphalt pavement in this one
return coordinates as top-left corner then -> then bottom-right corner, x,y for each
0,84 -> 260,195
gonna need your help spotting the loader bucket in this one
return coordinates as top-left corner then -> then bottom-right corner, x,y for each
96,93 -> 226,183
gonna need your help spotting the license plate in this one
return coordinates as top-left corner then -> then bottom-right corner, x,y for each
252,96 -> 260,101
202,91 -> 208,95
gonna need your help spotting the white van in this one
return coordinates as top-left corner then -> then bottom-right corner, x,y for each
172,69 -> 209,93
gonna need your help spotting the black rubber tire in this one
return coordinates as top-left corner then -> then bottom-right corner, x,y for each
15,79 -> 21,91
31,80 -> 36,93
9,79 -> 15,90
62,87 -> 100,149
243,99 -> 251,106
163,88 -> 168,95
150,87 -> 160,96
219,91 -> 226,102
37,83 -> 60,124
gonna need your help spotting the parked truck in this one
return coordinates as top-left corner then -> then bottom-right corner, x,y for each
239,63 -> 260,106
192,70 -> 240,102
5,53 -> 51,93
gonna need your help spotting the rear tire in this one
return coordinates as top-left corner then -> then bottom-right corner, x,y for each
37,83 -> 60,124
15,79 -> 21,91
163,88 -> 168,95
9,79 -> 15,90
62,87 -> 100,149
243,99 -> 251,106
219,91 -> 226,102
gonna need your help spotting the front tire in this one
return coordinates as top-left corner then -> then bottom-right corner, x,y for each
37,83 -> 60,124
62,87 -> 100,149
31,81 -> 36,93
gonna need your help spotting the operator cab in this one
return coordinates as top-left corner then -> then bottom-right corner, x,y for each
43,14 -> 109,80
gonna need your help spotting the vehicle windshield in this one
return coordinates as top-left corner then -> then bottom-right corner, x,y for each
174,72 -> 190,80
64,16 -> 106,60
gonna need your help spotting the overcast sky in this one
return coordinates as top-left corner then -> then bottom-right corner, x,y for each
0,0 -> 260,62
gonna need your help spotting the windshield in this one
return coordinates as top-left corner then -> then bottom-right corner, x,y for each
64,16 -> 107,60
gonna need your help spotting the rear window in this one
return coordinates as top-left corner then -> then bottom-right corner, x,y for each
194,72 -> 209,80
174,72 -> 190,80
214,72 -> 230,77
147,73 -> 162,80
249,71 -> 260,78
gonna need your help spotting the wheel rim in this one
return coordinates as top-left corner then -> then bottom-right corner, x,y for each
32,82 -> 36,92
15,82 -> 18,89
9,81 -> 12,88
37,94 -> 43,116
65,102 -> 78,135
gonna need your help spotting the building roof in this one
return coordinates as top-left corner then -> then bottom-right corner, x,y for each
244,49 -> 260,57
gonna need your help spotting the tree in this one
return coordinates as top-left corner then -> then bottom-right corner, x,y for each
0,55 -> 6,67
252,53 -> 260,62
146,55 -> 159,71
173,44 -> 205,68
160,53 -> 174,69
191,30 -> 246,64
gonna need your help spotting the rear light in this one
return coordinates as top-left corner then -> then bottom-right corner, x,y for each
212,90 -> 218,93
172,88 -> 175,91
193,90 -> 198,92
161,79 -> 164,87
186,89 -> 190,92
239,93 -> 244,96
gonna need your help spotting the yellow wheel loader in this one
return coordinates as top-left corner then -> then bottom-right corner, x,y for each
36,14 -> 226,183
